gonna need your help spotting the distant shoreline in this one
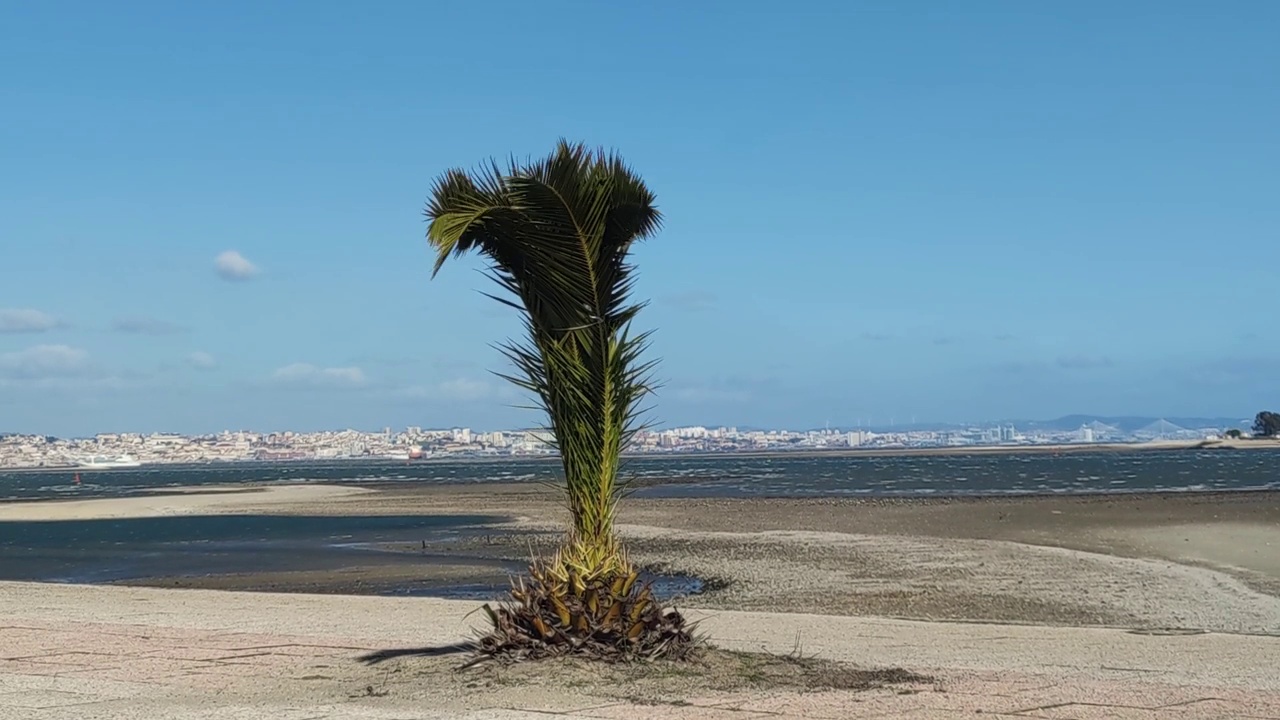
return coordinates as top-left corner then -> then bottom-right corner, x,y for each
651,437 -> 1280,459
3,437 -> 1278,473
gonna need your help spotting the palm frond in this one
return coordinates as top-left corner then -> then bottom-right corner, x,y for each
425,140 -> 662,566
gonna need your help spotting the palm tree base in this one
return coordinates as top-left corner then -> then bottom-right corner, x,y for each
469,559 -> 699,664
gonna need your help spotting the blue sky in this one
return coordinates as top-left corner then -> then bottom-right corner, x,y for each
2,1 -> 1277,436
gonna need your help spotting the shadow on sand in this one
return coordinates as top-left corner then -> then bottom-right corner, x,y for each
358,642 -> 473,665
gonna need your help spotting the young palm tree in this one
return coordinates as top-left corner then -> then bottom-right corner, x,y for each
425,141 -> 694,661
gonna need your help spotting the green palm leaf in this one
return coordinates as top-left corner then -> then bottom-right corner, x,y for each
424,140 -> 661,574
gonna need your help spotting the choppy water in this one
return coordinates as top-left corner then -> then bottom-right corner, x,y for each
2,449 -> 1278,502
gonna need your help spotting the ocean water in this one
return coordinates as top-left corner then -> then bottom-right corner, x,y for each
2,449 -> 1278,502
0,513 -> 502,585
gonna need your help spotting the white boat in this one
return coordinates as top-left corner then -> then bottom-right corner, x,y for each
77,454 -> 143,469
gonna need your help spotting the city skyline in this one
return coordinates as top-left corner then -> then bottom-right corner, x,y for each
0,412 -> 1257,441
3,2 -> 1278,436
1,416 -> 1250,470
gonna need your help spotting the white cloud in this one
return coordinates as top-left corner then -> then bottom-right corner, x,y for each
0,308 -> 61,333
399,378 -> 512,402
113,317 -> 186,335
0,345 -> 91,379
214,250 -> 260,281
187,351 -> 217,370
271,363 -> 366,387
437,378 -> 498,401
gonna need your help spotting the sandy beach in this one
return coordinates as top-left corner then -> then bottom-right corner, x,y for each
0,483 -> 374,520
6,482 -> 1278,637
6,579 -> 1279,719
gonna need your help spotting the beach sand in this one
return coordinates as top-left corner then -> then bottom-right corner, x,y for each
0,483 -> 373,520
6,579 -> 1280,719
10,482 -> 1269,636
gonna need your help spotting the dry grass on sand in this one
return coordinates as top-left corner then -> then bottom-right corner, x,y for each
359,645 -> 930,706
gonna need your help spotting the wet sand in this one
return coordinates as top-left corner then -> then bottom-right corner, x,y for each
65,483 -> 1279,636
0,484 -> 373,520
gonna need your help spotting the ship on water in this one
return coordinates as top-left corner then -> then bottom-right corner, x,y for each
77,454 -> 143,469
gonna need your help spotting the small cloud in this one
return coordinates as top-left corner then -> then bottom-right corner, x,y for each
0,308 -> 61,333
400,378 -> 509,402
662,291 -> 716,313
933,336 -> 960,346
1056,355 -> 1114,370
271,363 -> 366,387
214,250 -> 260,281
113,317 -> 187,335
0,374 -> 137,393
186,351 -> 217,370
861,332 -> 894,342
0,344 -> 91,379
994,333 -> 1018,342
437,378 -> 498,401
345,355 -> 420,369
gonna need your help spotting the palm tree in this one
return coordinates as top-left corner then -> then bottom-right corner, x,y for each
424,141 -> 694,661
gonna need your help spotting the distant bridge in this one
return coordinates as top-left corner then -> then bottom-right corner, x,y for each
1133,418 -> 1199,440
